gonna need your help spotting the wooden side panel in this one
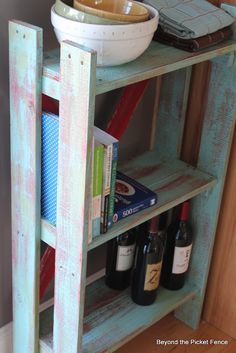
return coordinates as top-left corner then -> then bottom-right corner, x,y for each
155,68 -> 192,159
202,3 -> 236,336
175,54 -> 236,328
203,126 -> 236,338
9,21 -> 42,353
53,42 -> 96,353
181,62 -> 212,166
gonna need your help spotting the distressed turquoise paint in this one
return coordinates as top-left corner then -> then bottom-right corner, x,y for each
175,54 -> 236,328
155,68 -> 192,159
41,219 -> 56,249
10,18 -> 236,353
42,39 -> 236,99
53,41 -> 96,353
39,278 -> 197,353
9,21 -> 42,353
43,49 -> 60,101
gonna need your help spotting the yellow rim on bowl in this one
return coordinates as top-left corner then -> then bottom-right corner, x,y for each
73,0 -> 149,23
55,0 -> 129,24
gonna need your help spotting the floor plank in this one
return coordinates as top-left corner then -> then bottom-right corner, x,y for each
116,314 -> 234,353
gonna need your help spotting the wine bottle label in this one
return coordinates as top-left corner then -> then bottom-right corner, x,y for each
144,262 -> 162,291
172,245 -> 192,274
116,244 -> 135,271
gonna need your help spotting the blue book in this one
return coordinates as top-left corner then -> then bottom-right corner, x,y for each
41,112 -> 59,226
113,171 -> 157,223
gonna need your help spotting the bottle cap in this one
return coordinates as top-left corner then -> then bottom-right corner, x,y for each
180,201 -> 190,221
149,216 -> 159,233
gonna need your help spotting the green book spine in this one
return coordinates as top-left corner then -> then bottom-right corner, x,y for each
92,142 -> 104,237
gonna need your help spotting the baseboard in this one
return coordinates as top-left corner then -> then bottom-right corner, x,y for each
0,267 -> 105,353
0,322 -> 12,353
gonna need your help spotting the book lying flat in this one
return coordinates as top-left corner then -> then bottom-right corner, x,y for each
113,171 -> 158,223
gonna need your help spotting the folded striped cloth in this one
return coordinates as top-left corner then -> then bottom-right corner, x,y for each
144,0 -> 234,38
155,25 -> 233,52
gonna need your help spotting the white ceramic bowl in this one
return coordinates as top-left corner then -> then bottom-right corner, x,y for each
51,3 -> 159,66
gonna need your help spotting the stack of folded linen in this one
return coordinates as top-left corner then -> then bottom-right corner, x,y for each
144,0 -> 235,51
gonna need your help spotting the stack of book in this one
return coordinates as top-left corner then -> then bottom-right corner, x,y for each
41,111 -> 158,244
90,129 -> 158,242
41,111 -> 119,242
92,127 -> 119,240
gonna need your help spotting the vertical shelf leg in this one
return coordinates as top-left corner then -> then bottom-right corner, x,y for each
155,67 -> 192,159
175,55 -> 236,328
53,42 -> 96,353
9,21 -> 43,353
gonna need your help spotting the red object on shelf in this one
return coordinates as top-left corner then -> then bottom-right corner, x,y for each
40,80 -> 150,299
40,247 -> 55,299
106,80 -> 149,139
42,94 -> 59,115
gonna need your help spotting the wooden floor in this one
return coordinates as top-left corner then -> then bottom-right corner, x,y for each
116,314 -> 236,353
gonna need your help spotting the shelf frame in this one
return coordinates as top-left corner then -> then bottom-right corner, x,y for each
10,19 -> 236,353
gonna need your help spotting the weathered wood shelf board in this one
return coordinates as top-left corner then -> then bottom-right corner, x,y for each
39,278 -> 197,353
42,39 -> 236,100
41,150 -> 216,250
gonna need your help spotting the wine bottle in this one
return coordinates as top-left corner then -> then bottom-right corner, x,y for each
158,211 -> 168,246
160,201 -> 193,290
131,216 -> 164,305
105,230 -> 136,290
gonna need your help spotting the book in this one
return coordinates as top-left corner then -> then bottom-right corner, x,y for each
94,127 -> 118,234
107,139 -> 119,230
92,141 -> 104,237
113,171 -> 157,223
41,112 -> 59,227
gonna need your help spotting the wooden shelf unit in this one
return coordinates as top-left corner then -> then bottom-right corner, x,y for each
9,20 -> 236,353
